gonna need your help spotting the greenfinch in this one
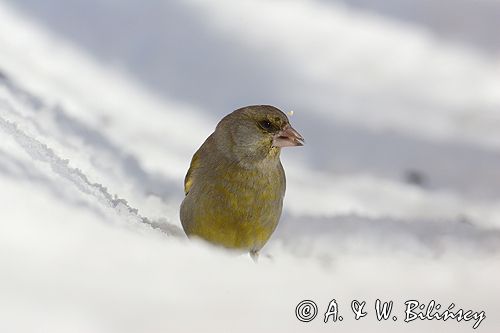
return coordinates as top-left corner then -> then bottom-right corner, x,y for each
180,105 -> 304,258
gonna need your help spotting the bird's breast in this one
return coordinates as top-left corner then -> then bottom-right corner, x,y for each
181,161 -> 285,251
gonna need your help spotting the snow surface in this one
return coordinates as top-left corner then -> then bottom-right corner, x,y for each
1,1 -> 500,332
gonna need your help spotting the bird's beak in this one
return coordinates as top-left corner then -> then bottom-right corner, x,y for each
272,124 -> 305,148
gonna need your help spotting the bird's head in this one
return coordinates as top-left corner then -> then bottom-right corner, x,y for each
214,105 -> 304,166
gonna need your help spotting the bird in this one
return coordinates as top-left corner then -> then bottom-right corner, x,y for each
180,105 -> 304,259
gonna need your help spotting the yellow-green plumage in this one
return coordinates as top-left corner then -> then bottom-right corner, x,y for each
180,105 -> 303,255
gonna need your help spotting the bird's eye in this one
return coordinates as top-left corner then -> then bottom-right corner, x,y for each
259,120 -> 273,131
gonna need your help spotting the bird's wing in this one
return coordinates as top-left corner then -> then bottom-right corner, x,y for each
184,149 -> 201,195
184,134 -> 216,195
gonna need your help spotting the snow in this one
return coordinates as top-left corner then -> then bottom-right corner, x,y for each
1,1 -> 500,332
